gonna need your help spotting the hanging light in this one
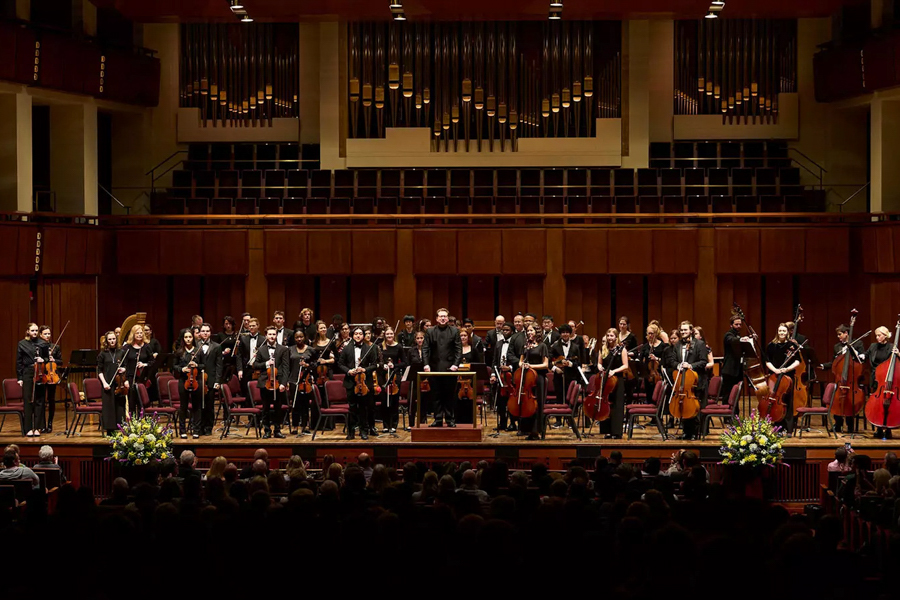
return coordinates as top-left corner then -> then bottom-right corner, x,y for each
549,11 -> 561,20
394,13 -> 406,21
230,0 -> 244,10
704,12 -> 717,19
241,15 -> 253,22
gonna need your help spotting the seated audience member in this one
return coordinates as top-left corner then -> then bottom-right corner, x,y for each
36,444 -> 68,484
240,449 -> 269,479
0,448 -> 40,488
883,451 -> 899,477
458,469 -> 490,504
178,450 -> 200,479
206,456 -> 227,481
827,446 -> 852,473
100,477 -> 131,506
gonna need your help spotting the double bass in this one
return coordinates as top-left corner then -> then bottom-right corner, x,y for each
732,303 -> 771,405
864,315 -> 900,433
583,344 -> 624,421
832,309 -> 867,418
667,343 -> 700,420
508,351 -> 538,419
790,305 -> 809,415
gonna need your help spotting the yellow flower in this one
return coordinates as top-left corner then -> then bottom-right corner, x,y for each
160,452 -> 168,460
740,440 -> 747,447
135,458 -> 142,465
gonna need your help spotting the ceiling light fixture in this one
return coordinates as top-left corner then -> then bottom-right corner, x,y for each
550,1 -> 563,7
241,15 -> 253,22
230,0 -> 244,10
704,12 -> 717,19
549,11 -> 561,20
394,13 -> 406,20
711,0 -> 725,6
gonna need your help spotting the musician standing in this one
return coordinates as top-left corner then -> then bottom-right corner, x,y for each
665,321 -> 708,440
867,326 -> 898,439
17,323 -> 45,437
540,315 -> 561,348
822,324 -> 866,435
195,323 -> 223,435
639,323 -> 670,397
489,323 -> 515,432
288,330 -> 315,436
461,318 -> 484,357
38,326 -> 61,433
378,327 -> 406,434
293,308 -> 317,343
721,314 -> 746,404
593,328 -> 630,439
397,315 -> 417,350
339,326 -> 378,440
549,324 -> 581,427
765,324 -> 801,434
120,325 -> 153,418
236,318 -> 261,405
175,331 -> 203,439
423,308 -> 462,428
273,311 -> 294,347
510,325 -> 549,440
484,315 -> 506,364
253,326 -> 289,439
97,331 -> 121,435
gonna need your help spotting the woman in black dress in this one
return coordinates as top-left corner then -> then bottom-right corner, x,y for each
17,323 -> 45,437
867,326 -> 898,439
312,320 -> 337,410
617,316 -> 638,403
215,315 -> 240,381
407,330 -> 429,428
595,327 -> 630,439
174,330 -> 202,439
288,330 -> 316,436
38,325 -> 62,433
455,329 -> 484,424
120,325 -> 154,418
377,327 -> 406,433
639,322 -> 670,398
511,325 -> 548,441
97,331 -> 122,435
764,323 -> 800,433
141,323 -> 162,406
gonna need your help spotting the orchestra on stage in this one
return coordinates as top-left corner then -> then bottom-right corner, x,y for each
12,303 -> 900,442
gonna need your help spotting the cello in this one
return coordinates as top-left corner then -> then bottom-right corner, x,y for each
758,343 -> 804,423
790,305 -> 809,415
583,344 -> 624,421
832,309 -> 867,419
732,303 -> 771,405
864,315 -> 900,434
508,351 -> 538,419
667,343 -> 701,420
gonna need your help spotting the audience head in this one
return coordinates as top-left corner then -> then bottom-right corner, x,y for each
358,453 -> 372,468
207,456 -> 227,480
179,450 -> 196,468
38,445 -> 55,463
251,459 -> 269,477
461,469 -> 477,487
3,449 -> 18,468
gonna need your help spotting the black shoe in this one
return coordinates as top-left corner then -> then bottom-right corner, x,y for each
429,421 -> 443,428
290,429 -> 298,436
45,423 -> 53,433
448,421 -> 456,428
273,430 -> 285,439
346,431 -> 355,440
263,429 -> 272,439
604,434 -> 613,439
526,433 -> 539,441
360,431 -> 368,440
301,429 -> 311,436
505,425 -> 517,432
369,428 -> 379,436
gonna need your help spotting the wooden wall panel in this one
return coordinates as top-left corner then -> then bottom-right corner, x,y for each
458,231 -> 501,274
716,275 -> 762,355
266,230 -> 308,275
608,230 -> 652,274
202,276 -> 246,330
307,231 -> 351,275
319,275 -> 349,322
760,229 -> 806,273
159,231 -> 203,275
18,226 -> 38,276
648,275 -> 696,340
498,276 -> 544,320
41,228 -> 67,275
117,230 -> 160,274
715,229 -> 760,273
413,231 -> 457,274
64,228 -> 88,275
0,228 -> 19,276
98,275 -> 170,347
171,277 -> 203,339
652,230 -> 698,274
37,278 -> 97,358
615,274 -> 645,339
268,276 -> 316,324
205,230 -> 248,275
502,231 -> 546,274
763,275 -> 795,339
870,278 -> 900,342
806,228 -> 848,273
466,276 -> 496,322
0,279 -> 33,377
564,230 -> 608,274
351,230 -> 396,274
565,275 -> 612,341
350,276 -> 395,324
416,276 -> 464,320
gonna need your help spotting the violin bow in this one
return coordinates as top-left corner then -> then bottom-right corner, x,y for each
47,320 -> 70,362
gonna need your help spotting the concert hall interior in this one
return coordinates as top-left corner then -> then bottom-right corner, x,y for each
1,0 -> 900,594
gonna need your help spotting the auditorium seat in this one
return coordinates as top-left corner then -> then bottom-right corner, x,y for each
426,169 -> 448,197
264,170 -> 286,199
449,169 -> 471,196
495,196 -> 517,224
306,197 -> 328,220
663,195 -> 685,214
309,170 -> 332,197
447,196 -> 470,221
333,169 -> 354,197
186,198 -> 209,215
278,144 -> 300,170
614,196 -> 637,223
744,141 -> 765,168
614,168 -> 635,196
711,195 -> 734,214
780,167 -> 801,196
210,144 -> 232,172
519,196 -> 541,224
218,170 -> 239,199
473,169 -> 494,196
732,168 -> 753,197
675,141 -> 696,170
400,196 -> 423,224
471,196 -> 493,224
687,195 -> 710,223
210,198 -> 233,215
496,169 -> 518,197
380,169 -> 401,198
234,144 -> 254,171
756,167 -> 777,196
650,142 -> 671,169
235,198 -> 256,215
708,168 -> 729,196
376,197 -> 399,222
404,169 -> 425,197
160,197 -> 185,215
567,169 -> 587,196
357,170 -> 377,197
352,197 -> 375,221
258,197 -> 281,216
638,196 -> 662,220
301,143 -> 320,170
589,169 -> 612,196
282,197 -> 306,221
591,195 -> 613,216
286,170 -> 308,198
329,197 -> 351,224
720,142 -> 740,170
186,144 -> 209,171
696,141 -> 716,170
240,170 -> 262,198
637,168 -> 658,196
784,195 -> 805,213
544,196 -> 564,224
171,170 -> 192,198
660,168 -> 681,197
520,169 -> 541,196
767,141 -> 790,168
760,195 -> 784,213
194,170 -> 215,199
424,196 -> 446,224
566,196 -> 588,224
257,144 -> 277,171
735,195 -> 758,218
684,168 -> 706,196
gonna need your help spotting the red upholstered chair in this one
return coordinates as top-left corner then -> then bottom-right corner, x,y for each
156,373 -> 175,405
0,379 -> 25,434
67,381 -> 103,437
700,382 -> 742,439
398,380 -> 411,429
796,382 -> 837,438
626,380 -> 667,440
220,383 -> 261,438
541,378 -> 581,440
706,375 -> 723,405
138,383 -> 178,431
248,381 -> 262,406
325,380 -> 348,405
312,385 -> 349,440
167,379 -> 183,411
217,374 -> 247,423
83,378 -> 105,406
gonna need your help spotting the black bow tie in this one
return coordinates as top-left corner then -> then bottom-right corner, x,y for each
354,342 -> 363,348
250,334 -> 258,339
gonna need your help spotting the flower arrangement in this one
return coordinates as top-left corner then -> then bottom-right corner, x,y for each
107,415 -> 175,466
719,411 -> 785,466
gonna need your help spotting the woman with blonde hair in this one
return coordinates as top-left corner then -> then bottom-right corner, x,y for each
867,325 -> 898,439
206,456 -> 228,480
120,324 -> 153,417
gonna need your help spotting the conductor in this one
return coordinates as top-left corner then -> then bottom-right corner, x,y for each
423,308 -> 462,427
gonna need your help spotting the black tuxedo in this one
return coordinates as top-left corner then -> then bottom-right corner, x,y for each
423,325 -> 462,424
275,326 -> 295,347
540,329 -> 561,348
339,342 -> 379,436
665,338 -> 709,438
253,343 -> 290,430
550,339 -> 582,402
196,339 -> 223,432
721,328 -> 744,405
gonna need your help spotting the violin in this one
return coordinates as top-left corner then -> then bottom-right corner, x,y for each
114,371 -> 128,396
832,308 -> 868,418
315,335 -> 339,385
865,315 -> 900,432
420,377 -> 431,393
584,344 -> 624,421
667,343 -> 700,420
385,369 -> 400,396
298,362 -> 314,394
507,353 -> 538,419
645,351 -> 662,387
266,355 -> 278,391
790,305 -> 809,415
37,321 -> 69,385
354,371 -> 369,395
458,371 -> 475,401
184,347 -> 207,392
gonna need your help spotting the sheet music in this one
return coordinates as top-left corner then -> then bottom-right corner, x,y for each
401,366 -> 410,382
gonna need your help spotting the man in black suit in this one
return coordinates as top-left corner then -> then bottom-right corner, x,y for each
273,311 -> 294,347
423,308 -> 462,427
721,314 -> 746,404
253,326 -> 290,439
196,323 -> 224,436
489,322 -> 515,432
550,324 -> 581,407
397,314 -> 416,349
339,326 -> 378,440
666,320 -> 709,440
483,315 -> 505,363
236,318 -> 261,405
540,315 -> 561,348
507,314 -> 526,361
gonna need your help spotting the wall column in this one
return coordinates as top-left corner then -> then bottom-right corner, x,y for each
870,98 -> 900,213
319,21 -> 346,170
298,22 -> 321,145
49,102 -> 98,215
648,20 -> 674,143
622,20 -> 650,169
0,91 -> 33,212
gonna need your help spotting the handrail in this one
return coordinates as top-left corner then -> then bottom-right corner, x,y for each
145,150 -> 187,177
838,182 -> 870,212
98,184 -> 130,215
147,150 -> 189,195
788,147 -> 828,174
788,147 -> 826,189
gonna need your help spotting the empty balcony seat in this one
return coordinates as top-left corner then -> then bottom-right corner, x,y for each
567,169 -> 587,197
520,169 -> 541,197
473,169 -> 494,196
589,169 -> 612,196
674,141 -> 696,170
404,169 -> 425,197
449,169 -> 471,197
257,144 -> 277,171
357,170 -> 377,197
309,170 -> 332,197
650,142 -> 671,169
264,170 -> 286,199
240,170 -> 262,199
613,168 -> 636,196
543,169 -> 564,197
425,169 -> 448,197
333,170 -> 354,198
380,169 -> 400,198
218,170 -> 239,199
496,169 -> 518,197
234,144 -> 253,171
278,144 -> 300,170
756,167 -> 777,197
732,168 -> 753,197
186,144 -> 210,171
637,168 -> 658,197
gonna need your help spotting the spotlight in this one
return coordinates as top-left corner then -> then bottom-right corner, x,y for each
394,13 -> 406,20
230,0 -> 244,10
241,15 -> 253,22
549,12 -> 561,20
704,12 -> 717,19
550,1 -> 563,6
